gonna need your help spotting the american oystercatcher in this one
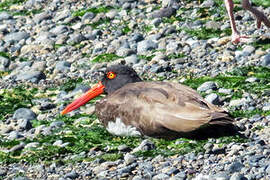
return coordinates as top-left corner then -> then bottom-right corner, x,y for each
61,65 -> 237,139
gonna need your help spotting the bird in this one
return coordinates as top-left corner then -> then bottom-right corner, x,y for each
224,0 -> 270,43
61,65 -> 238,140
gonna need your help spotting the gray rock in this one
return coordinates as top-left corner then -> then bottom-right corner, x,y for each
151,7 -> 176,18
54,9 -> 71,22
242,45 -> 255,56
33,11 -> 52,24
245,77 -> 259,83
229,99 -> 247,107
0,12 -> 12,21
137,40 -> 158,54
82,12 -> 95,23
16,71 -> 46,83
7,131 -> 24,140
197,81 -> 218,92
205,93 -> 220,105
227,161 -> 244,173
67,34 -> 85,44
152,18 -> 162,27
116,47 -> 135,57
13,108 -> 37,121
55,61 -> 71,72
4,32 -> 30,43
201,0 -> 215,7
124,153 -> 136,165
50,25 -> 69,34
261,53 -> 270,66
13,177 -> 30,180
50,121 -> 65,128
130,33 -> 144,42
138,162 -> 154,171
125,55 -> 139,65
0,56 -> 10,71
25,142 -> 40,149
0,168 -> 7,176
218,88 -> 232,94
118,144 -> 130,151
153,173 -> 170,180
212,172 -> 230,180
64,171 -> 79,179
230,173 -> 247,180
18,119 -> 33,130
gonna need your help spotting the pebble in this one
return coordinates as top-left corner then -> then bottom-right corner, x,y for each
197,81 -> 218,92
13,108 -> 37,121
4,32 -> 30,43
205,93 -> 221,105
261,53 -> 270,66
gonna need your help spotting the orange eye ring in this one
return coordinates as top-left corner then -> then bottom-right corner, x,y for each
107,71 -> 116,79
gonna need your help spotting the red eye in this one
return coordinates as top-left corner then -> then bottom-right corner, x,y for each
107,71 -> 116,79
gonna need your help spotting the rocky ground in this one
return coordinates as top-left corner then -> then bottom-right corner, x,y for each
1,0 -> 270,179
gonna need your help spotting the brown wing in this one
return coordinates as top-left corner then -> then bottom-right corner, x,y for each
95,81 -> 235,139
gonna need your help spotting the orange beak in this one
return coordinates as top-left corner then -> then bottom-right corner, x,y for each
61,81 -> 105,115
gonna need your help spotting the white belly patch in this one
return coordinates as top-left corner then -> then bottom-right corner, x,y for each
106,118 -> 141,137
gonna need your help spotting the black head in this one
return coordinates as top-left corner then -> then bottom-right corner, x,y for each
101,65 -> 142,94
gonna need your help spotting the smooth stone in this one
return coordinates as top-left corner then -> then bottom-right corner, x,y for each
130,33 -> 144,42
50,121 -> 65,128
18,119 -> 33,130
227,161 -> 244,173
205,93 -> 221,105
67,34 -> 85,44
218,88 -> 232,94
229,99 -> 247,107
197,81 -> 218,92
245,77 -> 259,83
151,7 -> 176,18
82,12 -> 95,23
263,105 -> 270,111
64,171 -> 79,179
116,47 -> 135,57
137,40 -> 157,54
16,71 -> 46,83
54,9 -> 71,22
55,61 -> 71,72
201,0 -> 215,7
50,25 -> 69,34
138,162 -> 154,171
8,131 -> 24,140
0,12 -> 12,20
132,139 -> 155,153
33,11 -> 52,24
12,177 -> 30,180
124,153 -> 136,165
261,53 -> 270,66
230,173 -> 247,180
0,168 -> 7,176
0,56 -> 10,70
125,55 -> 139,65
4,32 -> 30,43
153,173 -> 170,180
13,108 -> 37,121
242,45 -> 255,56
118,144 -> 130,152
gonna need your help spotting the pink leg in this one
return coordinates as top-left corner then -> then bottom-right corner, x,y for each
224,0 -> 249,43
242,0 -> 270,28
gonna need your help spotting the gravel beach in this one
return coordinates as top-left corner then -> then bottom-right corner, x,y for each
1,0 -> 270,179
